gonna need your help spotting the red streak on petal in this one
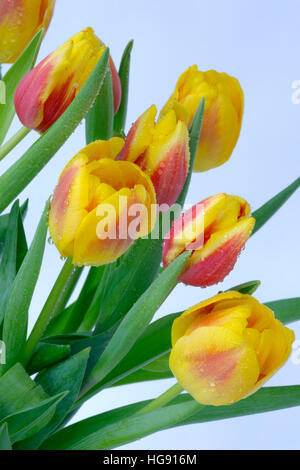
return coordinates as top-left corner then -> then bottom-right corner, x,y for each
38,73 -> 75,132
14,57 -> 54,130
116,119 -> 139,161
51,165 -> 79,224
109,55 -> 122,114
180,232 -> 246,287
151,142 -> 188,208
194,347 -> 241,384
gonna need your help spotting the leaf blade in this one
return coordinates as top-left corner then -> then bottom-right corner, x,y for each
252,176 -> 300,234
1,201 -> 49,372
113,40 -> 134,134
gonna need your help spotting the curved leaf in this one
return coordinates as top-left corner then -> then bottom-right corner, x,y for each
79,252 -> 190,402
1,201 -> 49,373
252,176 -> 300,234
113,40 -> 134,134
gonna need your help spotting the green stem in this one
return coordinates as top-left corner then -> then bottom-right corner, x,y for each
0,127 -> 30,161
23,258 -> 83,365
136,382 -> 184,415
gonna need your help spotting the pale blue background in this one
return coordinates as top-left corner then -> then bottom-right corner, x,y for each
1,0 -> 300,450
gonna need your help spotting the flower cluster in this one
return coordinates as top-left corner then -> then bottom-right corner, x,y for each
0,1 -> 296,435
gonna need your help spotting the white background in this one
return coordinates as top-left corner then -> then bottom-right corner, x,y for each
1,0 -> 300,450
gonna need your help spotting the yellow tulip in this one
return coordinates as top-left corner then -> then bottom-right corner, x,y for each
170,292 -> 294,406
0,0 -> 55,63
160,66 -> 244,172
14,28 -> 121,132
49,139 -> 156,266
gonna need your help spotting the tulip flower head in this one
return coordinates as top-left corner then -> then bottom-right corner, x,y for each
49,138 -> 156,266
162,193 -> 255,287
170,292 -> 295,406
117,105 -> 190,209
14,27 -> 121,133
0,0 -> 56,63
160,66 -> 244,172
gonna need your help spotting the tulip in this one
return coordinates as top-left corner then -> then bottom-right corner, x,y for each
117,105 -> 190,208
162,193 -> 255,287
14,27 -> 121,133
170,291 -> 295,406
49,138 -> 156,266
0,0 -> 55,63
160,66 -> 244,172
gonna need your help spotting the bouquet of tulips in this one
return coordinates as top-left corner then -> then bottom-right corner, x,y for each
0,1 -> 299,451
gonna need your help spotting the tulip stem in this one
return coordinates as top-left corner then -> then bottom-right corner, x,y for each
0,127 -> 31,161
136,382 -> 184,415
23,257 -> 83,366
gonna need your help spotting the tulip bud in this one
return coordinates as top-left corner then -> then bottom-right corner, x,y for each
160,66 -> 244,172
0,0 -> 55,63
162,193 -> 255,287
49,138 -> 156,266
117,105 -> 190,208
170,291 -> 295,406
14,27 -> 121,133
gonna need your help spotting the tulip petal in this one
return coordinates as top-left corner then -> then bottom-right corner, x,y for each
49,154 -> 89,257
0,0 -> 55,63
117,105 -> 157,162
170,325 -> 260,406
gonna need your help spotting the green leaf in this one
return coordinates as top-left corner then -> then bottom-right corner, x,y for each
42,399 -> 201,450
0,423 -> 11,450
0,81 -> 5,104
96,313 -> 179,391
225,280 -> 261,295
142,353 -> 170,372
0,49 -> 110,214
24,258 -> 82,365
181,386 -> 300,425
0,363 -> 48,419
86,68 -> 114,142
0,201 -> 19,325
27,343 -> 71,375
0,30 -> 43,145
16,349 -> 90,450
45,266 -> 105,335
113,40 -> 134,134
94,238 -> 164,335
80,262 -> 117,332
16,207 -> 28,271
1,201 -> 49,373
176,97 -> 205,207
80,252 -> 190,402
0,392 -> 67,444
42,385 -> 300,450
265,298 -> 300,325
0,200 -> 28,261
252,176 -> 300,234
112,368 -> 173,387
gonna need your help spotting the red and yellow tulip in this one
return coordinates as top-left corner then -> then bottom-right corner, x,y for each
160,66 -> 243,172
49,138 -> 156,266
162,193 -> 255,287
170,291 -> 295,406
14,27 -> 121,133
117,105 -> 190,208
0,0 -> 55,63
